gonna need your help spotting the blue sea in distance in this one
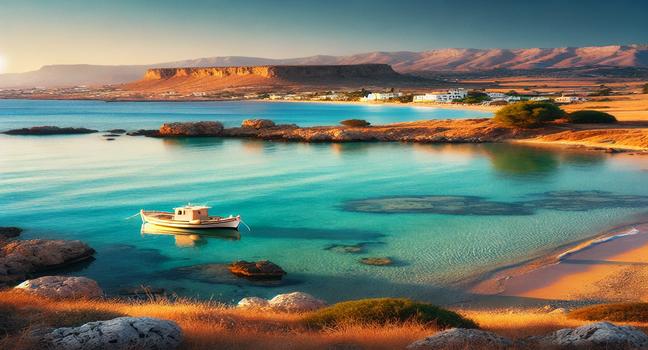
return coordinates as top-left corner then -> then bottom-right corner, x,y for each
0,99 -> 491,130
1,99 -> 647,305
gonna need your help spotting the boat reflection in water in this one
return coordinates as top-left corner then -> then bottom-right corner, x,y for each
140,223 -> 241,247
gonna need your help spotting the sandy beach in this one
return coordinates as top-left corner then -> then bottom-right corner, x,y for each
473,221 -> 648,303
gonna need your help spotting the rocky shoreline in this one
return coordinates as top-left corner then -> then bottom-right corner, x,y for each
5,119 -> 648,152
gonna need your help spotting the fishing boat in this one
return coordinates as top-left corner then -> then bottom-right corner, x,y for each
140,205 -> 241,230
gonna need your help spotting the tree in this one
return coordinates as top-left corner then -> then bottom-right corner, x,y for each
643,83 -> 648,94
567,110 -> 617,124
493,101 -> 566,128
455,91 -> 490,104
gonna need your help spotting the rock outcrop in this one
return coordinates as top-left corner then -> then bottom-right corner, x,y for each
237,297 -> 270,309
42,317 -> 183,350
228,260 -> 286,280
15,276 -> 103,299
241,119 -> 276,129
237,292 -> 326,312
158,121 -> 224,136
407,328 -> 514,350
143,64 -> 401,81
3,126 -> 98,135
0,239 -> 95,283
528,322 -> 648,349
268,292 -> 326,312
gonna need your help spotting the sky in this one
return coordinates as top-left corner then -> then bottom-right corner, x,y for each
0,0 -> 647,73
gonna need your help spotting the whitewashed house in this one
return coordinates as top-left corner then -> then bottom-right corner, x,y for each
555,96 -> 588,103
361,92 -> 403,101
486,92 -> 506,99
413,88 -> 467,103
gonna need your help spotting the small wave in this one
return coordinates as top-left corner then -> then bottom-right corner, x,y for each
557,227 -> 641,261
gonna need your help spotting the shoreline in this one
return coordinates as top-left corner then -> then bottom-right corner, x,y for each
471,217 -> 648,303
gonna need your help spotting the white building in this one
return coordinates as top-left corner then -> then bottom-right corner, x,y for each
413,88 -> 467,103
555,96 -> 587,103
361,92 -> 403,101
529,96 -> 551,101
486,92 -> 506,99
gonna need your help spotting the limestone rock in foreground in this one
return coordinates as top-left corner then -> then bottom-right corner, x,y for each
228,260 -> 286,280
237,296 -> 270,309
268,292 -> 326,312
0,239 -> 95,283
529,322 -> 648,350
159,121 -> 224,136
407,328 -> 514,350
43,317 -> 182,350
241,119 -> 276,129
237,292 -> 326,312
15,276 -> 102,299
3,126 -> 98,135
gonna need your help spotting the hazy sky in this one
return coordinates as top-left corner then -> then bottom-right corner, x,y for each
0,0 -> 646,73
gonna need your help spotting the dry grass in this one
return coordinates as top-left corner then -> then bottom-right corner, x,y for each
463,308 -> 648,339
0,290 -> 436,350
4,290 -> 648,349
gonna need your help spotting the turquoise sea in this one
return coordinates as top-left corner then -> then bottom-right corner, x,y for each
1,99 -> 647,305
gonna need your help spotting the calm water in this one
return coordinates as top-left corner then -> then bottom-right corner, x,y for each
1,100 -> 647,305
0,99 -> 491,130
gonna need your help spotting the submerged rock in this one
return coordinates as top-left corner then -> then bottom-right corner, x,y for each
3,126 -> 98,135
126,129 -> 160,137
343,195 -> 534,216
268,292 -> 326,312
0,226 -> 22,240
15,276 -> 102,299
407,328 -> 514,350
165,263 -> 296,287
159,121 -> 224,136
42,317 -> 182,350
528,322 -> 648,349
241,119 -> 276,129
0,239 -> 95,283
359,257 -> 393,266
228,260 -> 286,280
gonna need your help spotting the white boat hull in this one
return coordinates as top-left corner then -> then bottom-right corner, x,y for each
140,210 -> 241,229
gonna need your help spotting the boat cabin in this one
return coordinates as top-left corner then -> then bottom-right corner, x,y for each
173,205 -> 211,221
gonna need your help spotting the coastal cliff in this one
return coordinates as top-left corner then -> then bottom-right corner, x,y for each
143,64 -> 401,81
125,64 -> 430,93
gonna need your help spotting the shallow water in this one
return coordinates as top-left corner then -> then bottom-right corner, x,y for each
0,99 -> 491,130
1,100 -> 648,305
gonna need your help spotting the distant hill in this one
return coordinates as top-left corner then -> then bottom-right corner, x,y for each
1,44 -> 646,88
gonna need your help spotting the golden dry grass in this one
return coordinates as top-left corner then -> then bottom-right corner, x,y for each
4,290 -> 648,349
0,290 -> 435,350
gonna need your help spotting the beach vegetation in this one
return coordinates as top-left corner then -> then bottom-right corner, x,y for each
395,94 -> 414,103
569,303 -> 648,322
340,119 -> 371,127
303,298 -> 477,329
642,83 -> 648,94
343,89 -> 371,101
454,91 -> 490,104
567,110 -> 617,123
493,101 -> 566,128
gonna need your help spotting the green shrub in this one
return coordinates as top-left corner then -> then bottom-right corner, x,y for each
455,91 -> 490,104
303,298 -> 477,329
493,101 -> 566,128
569,303 -> 648,322
340,119 -> 371,127
567,110 -> 617,124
